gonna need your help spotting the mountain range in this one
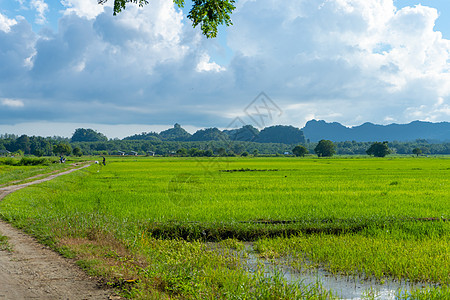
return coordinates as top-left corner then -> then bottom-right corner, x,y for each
301,120 -> 450,142
120,120 -> 450,143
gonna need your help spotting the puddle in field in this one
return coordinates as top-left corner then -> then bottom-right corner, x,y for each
242,244 -> 434,300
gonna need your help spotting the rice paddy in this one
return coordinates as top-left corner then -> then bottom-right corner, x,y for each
0,157 -> 69,185
0,156 -> 449,298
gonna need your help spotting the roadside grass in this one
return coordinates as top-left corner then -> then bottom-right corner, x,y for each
0,156 -> 92,186
0,233 -> 11,251
0,156 -> 448,298
58,232 -> 335,299
0,157 -> 78,186
0,165 -> 49,185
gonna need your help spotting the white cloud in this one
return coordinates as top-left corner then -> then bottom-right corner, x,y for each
61,0 -> 107,19
30,0 -> 49,24
405,96 -> 450,121
225,0 -> 450,125
1,98 -> 25,108
196,53 -> 226,72
1,0 -> 449,131
0,0 -> 208,125
0,13 -> 18,32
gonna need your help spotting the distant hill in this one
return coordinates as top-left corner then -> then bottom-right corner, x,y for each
122,120 -> 450,144
302,120 -> 450,142
124,124 -> 306,144
160,123 -> 191,141
123,132 -> 161,141
123,124 -> 192,141
223,125 -> 260,142
189,127 -> 228,141
256,125 -> 305,144
71,128 -> 108,142
223,125 -> 305,144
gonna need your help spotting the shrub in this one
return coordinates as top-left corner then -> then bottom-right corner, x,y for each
18,157 -> 50,166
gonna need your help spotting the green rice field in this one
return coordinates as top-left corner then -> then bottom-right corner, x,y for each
0,156 -> 449,299
0,163 -> 60,186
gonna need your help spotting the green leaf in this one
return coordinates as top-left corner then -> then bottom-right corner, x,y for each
98,0 -> 235,38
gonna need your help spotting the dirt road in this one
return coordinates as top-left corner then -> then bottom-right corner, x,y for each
0,164 -> 116,299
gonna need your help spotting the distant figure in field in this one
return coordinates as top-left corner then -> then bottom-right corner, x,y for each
60,156 -> 64,163
102,156 -> 106,166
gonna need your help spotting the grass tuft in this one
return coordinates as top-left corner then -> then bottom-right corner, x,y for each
0,233 -> 11,252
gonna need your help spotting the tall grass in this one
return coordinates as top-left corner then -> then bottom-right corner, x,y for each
0,157 -> 51,166
254,228 -> 450,284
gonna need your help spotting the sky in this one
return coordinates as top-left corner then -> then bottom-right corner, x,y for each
0,0 -> 449,138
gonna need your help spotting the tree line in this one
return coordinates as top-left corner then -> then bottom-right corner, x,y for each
1,131 -> 449,157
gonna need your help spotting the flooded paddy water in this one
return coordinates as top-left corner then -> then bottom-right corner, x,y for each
241,243 -> 436,299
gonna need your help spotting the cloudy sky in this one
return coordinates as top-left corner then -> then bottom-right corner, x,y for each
0,0 -> 449,138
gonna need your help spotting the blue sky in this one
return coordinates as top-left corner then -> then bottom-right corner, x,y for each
0,0 -> 449,138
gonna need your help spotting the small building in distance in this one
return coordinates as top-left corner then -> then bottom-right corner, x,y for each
147,151 -> 155,156
129,151 -> 138,156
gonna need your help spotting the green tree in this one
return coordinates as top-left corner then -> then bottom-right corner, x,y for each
204,149 -> 213,157
292,145 -> 308,157
412,147 -> 422,157
53,143 -> 72,156
71,128 -> 108,142
366,142 -> 391,157
33,148 -> 45,157
73,147 -> 83,157
15,135 -> 31,154
98,0 -> 236,38
314,140 -> 336,157
30,137 -> 52,156
176,148 -> 188,156
188,148 -> 201,156
217,147 -> 226,156
232,143 -> 246,155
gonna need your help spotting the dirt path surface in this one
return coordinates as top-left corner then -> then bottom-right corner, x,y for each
0,164 -> 90,198
0,164 -> 116,299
